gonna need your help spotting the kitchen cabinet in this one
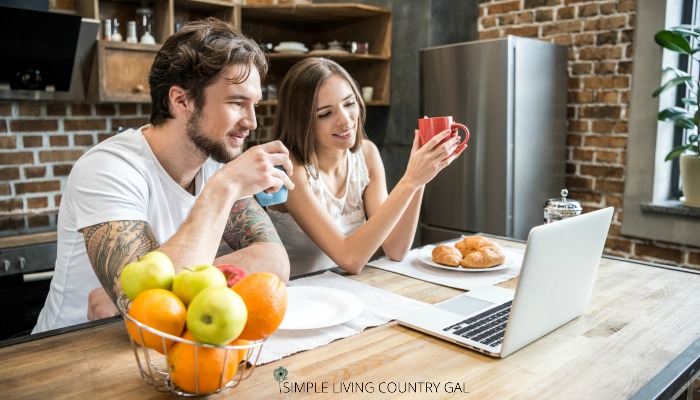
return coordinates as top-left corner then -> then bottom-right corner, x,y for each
87,41 -> 159,103
78,2 -> 391,105
78,0 -> 238,103
239,3 -> 392,106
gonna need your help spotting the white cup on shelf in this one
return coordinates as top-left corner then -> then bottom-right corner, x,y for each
362,86 -> 374,102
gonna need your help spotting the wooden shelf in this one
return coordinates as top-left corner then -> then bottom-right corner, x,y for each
79,2 -> 391,105
266,52 -> 388,62
79,0 -> 236,102
87,41 -> 160,103
239,3 -> 392,104
258,100 -> 389,107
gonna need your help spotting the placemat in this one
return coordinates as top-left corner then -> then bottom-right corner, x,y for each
257,271 -> 427,365
367,242 -> 525,291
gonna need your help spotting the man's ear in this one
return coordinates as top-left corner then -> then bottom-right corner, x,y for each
168,86 -> 191,117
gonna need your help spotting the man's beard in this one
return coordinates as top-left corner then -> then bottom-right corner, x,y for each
185,112 -> 241,164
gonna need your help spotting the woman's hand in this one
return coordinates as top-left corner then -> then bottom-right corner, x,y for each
403,129 -> 465,188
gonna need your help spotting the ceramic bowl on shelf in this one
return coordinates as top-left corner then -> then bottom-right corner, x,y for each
274,41 -> 309,53
327,40 -> 344,51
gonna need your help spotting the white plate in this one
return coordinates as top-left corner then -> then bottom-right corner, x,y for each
308,49 -> 349,55
417,243 -> 512,272
274,45 -> 308,53
278,286 -> 363,330
279,41 -> 305,47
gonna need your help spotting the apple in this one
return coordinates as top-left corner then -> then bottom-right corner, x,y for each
216,264 -> 246,288
186,287 -> 248,345
120,251 -> 175,301
172,265 -> 227,307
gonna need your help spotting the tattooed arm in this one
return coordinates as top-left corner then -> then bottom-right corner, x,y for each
215,197 -> 290,282
82,220 -> 159,320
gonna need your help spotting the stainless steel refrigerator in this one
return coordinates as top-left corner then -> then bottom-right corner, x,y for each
419,36 -> 568,243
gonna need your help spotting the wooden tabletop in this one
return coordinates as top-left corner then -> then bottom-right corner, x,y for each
2,238 -> 700,399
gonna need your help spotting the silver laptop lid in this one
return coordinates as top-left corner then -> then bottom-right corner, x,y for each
500,207 -> 614,357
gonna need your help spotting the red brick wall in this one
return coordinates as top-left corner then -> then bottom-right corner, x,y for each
0,101 -> 276,221
0,103 -> 150,215
479,0 -> 700,271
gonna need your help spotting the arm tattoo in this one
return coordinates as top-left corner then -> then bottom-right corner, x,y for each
83,220 -> 159,303
223,197 -> 282,250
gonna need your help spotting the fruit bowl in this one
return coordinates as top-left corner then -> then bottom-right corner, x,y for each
117,296 -> 265,397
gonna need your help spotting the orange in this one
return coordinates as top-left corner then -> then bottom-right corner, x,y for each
233,338 -> 251,363
126,288 -> 186,354
168,331 -> 239,395
232,272 -> 287,340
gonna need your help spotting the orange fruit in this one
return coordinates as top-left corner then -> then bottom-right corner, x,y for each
231,272 -> 287,340
233,338 -> 251,363
126,288 -> 186,354
168,331 -> 239,394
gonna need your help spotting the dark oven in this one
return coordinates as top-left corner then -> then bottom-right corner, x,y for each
0,213 -> 58,341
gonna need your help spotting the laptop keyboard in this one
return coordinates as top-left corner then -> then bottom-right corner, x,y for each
442,300 -> 513,347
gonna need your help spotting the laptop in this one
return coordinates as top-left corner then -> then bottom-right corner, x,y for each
397,207 -> 614,358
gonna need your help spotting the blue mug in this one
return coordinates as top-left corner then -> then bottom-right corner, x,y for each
254,165 -> 288,206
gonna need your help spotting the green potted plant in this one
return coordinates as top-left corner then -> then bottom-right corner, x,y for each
654,25 -> 700,207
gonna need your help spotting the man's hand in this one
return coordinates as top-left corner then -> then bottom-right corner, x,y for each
87,287 -> 120,321
220,140 -> 295,198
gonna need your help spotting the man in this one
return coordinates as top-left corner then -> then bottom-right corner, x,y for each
33,18 -> 294,333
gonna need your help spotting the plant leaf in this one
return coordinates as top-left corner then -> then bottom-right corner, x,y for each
682,97 -> 698,106
676,118 -> 696,129
665,145 -> 692,161
653,76 -> 694,97
655,30 -> 693,54
658,106 -> 692,120
662,66 -> 690,77
670,24 -> 700,38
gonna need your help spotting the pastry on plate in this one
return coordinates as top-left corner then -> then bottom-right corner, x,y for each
431,244 -> 462,267
455,236 -> 505,269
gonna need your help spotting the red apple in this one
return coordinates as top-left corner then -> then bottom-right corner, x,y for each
216,264 -> 246,288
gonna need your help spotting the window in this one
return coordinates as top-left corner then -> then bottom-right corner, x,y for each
622,0 -> 700,247
669,0 -> 699,199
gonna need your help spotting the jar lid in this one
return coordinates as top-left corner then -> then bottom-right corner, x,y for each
544,189 -> 582,212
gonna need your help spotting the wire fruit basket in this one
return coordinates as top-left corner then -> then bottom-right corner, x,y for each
118,296 -> 265,397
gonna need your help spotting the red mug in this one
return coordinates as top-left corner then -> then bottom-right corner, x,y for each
418,116 -> 470,151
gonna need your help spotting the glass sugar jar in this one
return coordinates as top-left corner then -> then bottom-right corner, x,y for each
543,189 -> 582,224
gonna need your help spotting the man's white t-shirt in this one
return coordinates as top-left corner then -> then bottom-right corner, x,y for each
33,127 -> 222,333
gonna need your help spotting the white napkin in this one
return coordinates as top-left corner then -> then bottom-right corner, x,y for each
256,271 -> 427,365
367,244 -> 525,291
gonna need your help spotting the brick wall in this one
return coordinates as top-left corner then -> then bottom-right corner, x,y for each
0,103 -> 149,216
0,101 -> 276,222
479,0 -> 700,271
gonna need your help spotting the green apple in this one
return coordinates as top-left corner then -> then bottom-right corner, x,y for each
186,287 -> 248,345
120,251 -> 175,301
172,264 -> 227,307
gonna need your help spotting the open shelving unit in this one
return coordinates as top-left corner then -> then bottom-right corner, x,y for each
77,2 -> 392,106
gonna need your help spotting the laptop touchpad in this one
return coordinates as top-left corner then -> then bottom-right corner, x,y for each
436,295 -> 494,316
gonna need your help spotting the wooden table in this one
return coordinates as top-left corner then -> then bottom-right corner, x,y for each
2,238 -> 700,399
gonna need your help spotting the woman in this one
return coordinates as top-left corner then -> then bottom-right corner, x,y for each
268,58 -> 465,277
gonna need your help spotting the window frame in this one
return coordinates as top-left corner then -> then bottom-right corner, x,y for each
622,0 -> 700,247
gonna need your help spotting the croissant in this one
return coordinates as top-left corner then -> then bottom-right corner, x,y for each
455,236 -> 505,269
432,245 -> 462,267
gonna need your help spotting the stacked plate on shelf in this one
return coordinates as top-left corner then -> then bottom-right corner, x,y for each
273,41 -> 309,54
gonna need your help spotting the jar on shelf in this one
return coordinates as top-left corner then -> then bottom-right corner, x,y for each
136,6 -> 156,44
